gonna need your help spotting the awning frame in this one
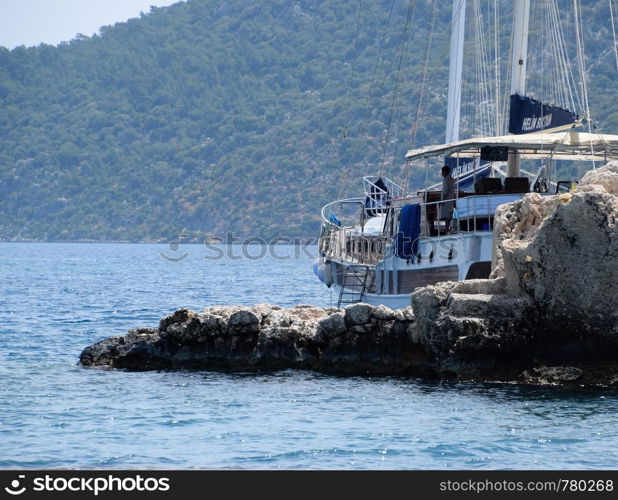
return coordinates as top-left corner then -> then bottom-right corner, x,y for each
405,131 -> 618,162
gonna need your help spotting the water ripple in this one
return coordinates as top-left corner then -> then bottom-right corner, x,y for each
1,243 -> 618,469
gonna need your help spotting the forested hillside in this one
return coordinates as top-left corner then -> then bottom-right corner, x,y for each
1,0 -> 617,242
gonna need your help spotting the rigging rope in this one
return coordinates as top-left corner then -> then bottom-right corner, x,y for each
546,0 -> 575,111
387,0 -> 419,187
379,0 -> 417,177
573,0 -> 596,168
502,8 -> 514,133
552,0 -> 581,112
472,0 -> 482,135
494,0 -> 502,134
610,0 -> 618,72
408,0 -> 437,150
548,1 -> 563,107
336,0 -> 397,201
344,0 -> 364,140
403,0 -> 438,189
459,0 -> 499,139
476,0 -> 493,135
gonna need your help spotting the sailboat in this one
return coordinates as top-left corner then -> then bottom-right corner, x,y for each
314,0 -> 618,309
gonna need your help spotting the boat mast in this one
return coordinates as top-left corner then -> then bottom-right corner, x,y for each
507,0 -> 530,177
446,0 -> 466,144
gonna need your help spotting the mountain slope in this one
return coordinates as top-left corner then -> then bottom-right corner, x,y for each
0,0 -> 616,242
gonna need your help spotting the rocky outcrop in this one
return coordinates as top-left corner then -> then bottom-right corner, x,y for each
80,303 -> 430,376
80,165 -> 618,385
412,164 -> 618,383
579,160 -> 618,195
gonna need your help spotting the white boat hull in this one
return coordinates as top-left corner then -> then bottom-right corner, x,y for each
325,231 -> 496,309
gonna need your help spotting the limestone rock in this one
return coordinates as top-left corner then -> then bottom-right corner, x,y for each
491,193 -> 559,279
371,304 -> 396,321
159,308 -> 195,332
579,161 -> 618,195
166,316 -> 207,344
80,329 -> 163,369
315,312 -> 347,341
80,303 -> 430,376
344,303 -> 373,326
228,309 -> 261,334
501,190 -> 618,335
412,281 -> 456,351
410,163 -> 618,383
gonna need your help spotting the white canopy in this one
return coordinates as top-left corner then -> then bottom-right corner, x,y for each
405,131 -> 618,162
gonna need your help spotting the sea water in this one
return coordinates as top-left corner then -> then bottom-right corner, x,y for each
0,242 -> 617,469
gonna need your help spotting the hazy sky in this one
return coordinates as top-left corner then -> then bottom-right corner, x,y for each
0,0 -> 183,49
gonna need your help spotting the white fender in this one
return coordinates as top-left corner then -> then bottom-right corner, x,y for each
312,258 -> 325,283
313,258 -> 334,287
324,259 -> 333,287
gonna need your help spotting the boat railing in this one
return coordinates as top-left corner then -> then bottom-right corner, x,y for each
419,197 -> 460,236
363,176 -> 406,211
420,193 -> 523,235
319,197 -> 387,265
320,197 -> 365,228
319,192 -> 522,264
363,176 -> 406,197
319,223 -> 390,266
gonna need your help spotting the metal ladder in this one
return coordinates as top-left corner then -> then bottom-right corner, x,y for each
337,265 -> 369,308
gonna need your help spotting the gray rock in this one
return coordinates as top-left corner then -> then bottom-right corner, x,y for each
166,316 -> 206,344
371,304 -> 396,321
80,330 -> 163,369
344,303 -> 373,326
502,190 -> 618,337
228,309 -> 261,335
79,303 -> 432,376
316,312 -> 347,340
159,308 -> 195,332
579,161 -> 618,195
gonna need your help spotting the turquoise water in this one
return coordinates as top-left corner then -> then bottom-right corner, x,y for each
1,242 -> 617,469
